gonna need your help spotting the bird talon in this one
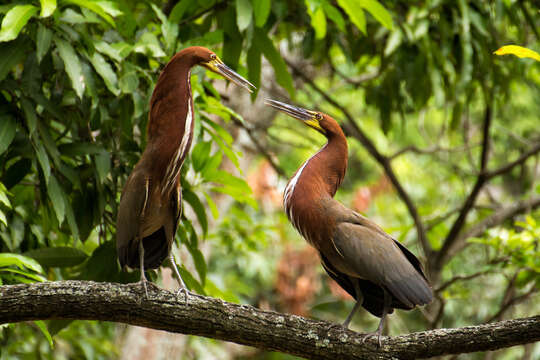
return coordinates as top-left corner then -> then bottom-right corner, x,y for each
176,287 -> 189,303
139,279 -> 149,299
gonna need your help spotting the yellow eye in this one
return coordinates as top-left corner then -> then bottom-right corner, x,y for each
316,113 -> 323,120
210,54 -> 217,60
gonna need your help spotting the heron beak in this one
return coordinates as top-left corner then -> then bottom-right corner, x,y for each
203,57 -> 255,93
264,98 -> 325,134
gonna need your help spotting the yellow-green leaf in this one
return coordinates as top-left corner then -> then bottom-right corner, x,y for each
359,0 -> 393,30
0,5 -> 38,42
40,0 -> 56,18
336,0 -> 365,35
494,45 -> 540,62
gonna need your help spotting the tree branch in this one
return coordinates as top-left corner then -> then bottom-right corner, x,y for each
1,281 -> 539,360
434,104 -> 492,273
230,116 -> 288,178
486,142 -> 540,180
437,196 -> 540,266
285,59 -> 432,259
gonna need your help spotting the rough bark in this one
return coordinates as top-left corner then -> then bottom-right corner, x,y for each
1,281 -> 539,360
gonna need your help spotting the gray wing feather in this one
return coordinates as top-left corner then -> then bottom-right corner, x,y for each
116,169 -> 148,268
332,221 -> 433,307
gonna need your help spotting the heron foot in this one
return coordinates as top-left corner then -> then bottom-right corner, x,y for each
361,332 -> 383,348
176,286 -> 189,304
138,278 -> 149,299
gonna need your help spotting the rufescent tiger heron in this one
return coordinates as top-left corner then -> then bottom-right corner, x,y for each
265,99 -> 433,346
116,46 -> 255,297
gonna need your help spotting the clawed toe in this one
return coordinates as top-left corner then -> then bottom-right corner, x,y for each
139,279 -> 149,299
176,287 -> 189,303
361,333 -> 383,347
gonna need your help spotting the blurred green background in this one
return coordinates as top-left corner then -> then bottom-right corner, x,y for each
0,0 -> 539,359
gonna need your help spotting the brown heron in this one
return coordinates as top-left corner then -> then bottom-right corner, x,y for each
265,99 -> 433,345
116,46 -> 255,297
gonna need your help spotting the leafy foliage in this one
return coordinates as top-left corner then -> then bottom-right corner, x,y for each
0,0 -> 539,358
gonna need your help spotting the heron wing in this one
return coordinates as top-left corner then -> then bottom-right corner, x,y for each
331,219 -> 433,308
116,168 -> 149,269
320,252 -> 401,317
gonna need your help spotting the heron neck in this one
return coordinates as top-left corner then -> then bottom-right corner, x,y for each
147,54 -> 195,144
145,54 -> 196,192
283,133 -> 348,244
298,134 -> 348,197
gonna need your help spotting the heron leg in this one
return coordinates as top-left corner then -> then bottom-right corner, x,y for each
375,288 -> 391,347
342,279 -> 363,328
139,240 -> 148,298
169,253 -> 189,302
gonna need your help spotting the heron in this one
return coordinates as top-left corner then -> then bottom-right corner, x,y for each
265,99 -> 433,345
116,46 -> 255,297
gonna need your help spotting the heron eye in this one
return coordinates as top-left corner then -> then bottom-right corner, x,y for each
210,54 -> 217,60
316,113 -> 323,120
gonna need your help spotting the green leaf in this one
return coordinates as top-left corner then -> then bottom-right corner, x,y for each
150,3 -> 177,51
236,0 -> 253,32
88,51 -> 119,96
36,24 -> 52,63
0,183 -> 10,208
336,0 -> 366,34
254,28 -> 294,97
63,0 -> 115,26
24,247 -> 88,267
168,0 -> 192,23
58,142 -> 106,156
47,175 -> 65,224
34,321 -> 54,348
251,0 -> 270,27
0,115 -> 16,156
359,0 -> 393,30
133,32 -> 166,58
0,37 -> 29,81
183,188 -> 208,236
0,5 -> 38,42
186,244 -> 206,285
4,159 -> 32,189
32,139 -> 51,184
94,152 -> 110,185
0,253 -> 44,274
322,2 -> 345,32
20,97 -> 37,135
191,141 -> 212,172
310,6 -> 327,39
47,319 -> 73,337
246,42 -> 261,99
203,192 -> 219,219
222,6 -> 242,70
177,265 -> 205,294
40,0 -> 56,18
119,63 -> 139,94
0,267 -> 47,282
55,37 -> 85,99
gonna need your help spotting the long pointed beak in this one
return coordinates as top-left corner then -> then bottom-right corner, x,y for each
210,61 -> 256,93
264,99 -> 317,121
264,98 -> 325,134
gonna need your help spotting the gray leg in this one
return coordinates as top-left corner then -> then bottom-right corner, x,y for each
169,253 -> 189,302
139,240 -> 148,298
374,288 -> 392,347
342,280 -> 363,328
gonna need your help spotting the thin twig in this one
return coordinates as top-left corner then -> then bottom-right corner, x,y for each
441,195 -> 540,263
389,143 -> 481,160
487,284 -> 538,323
230,116 -> 287,178
486,142 -> 540,180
